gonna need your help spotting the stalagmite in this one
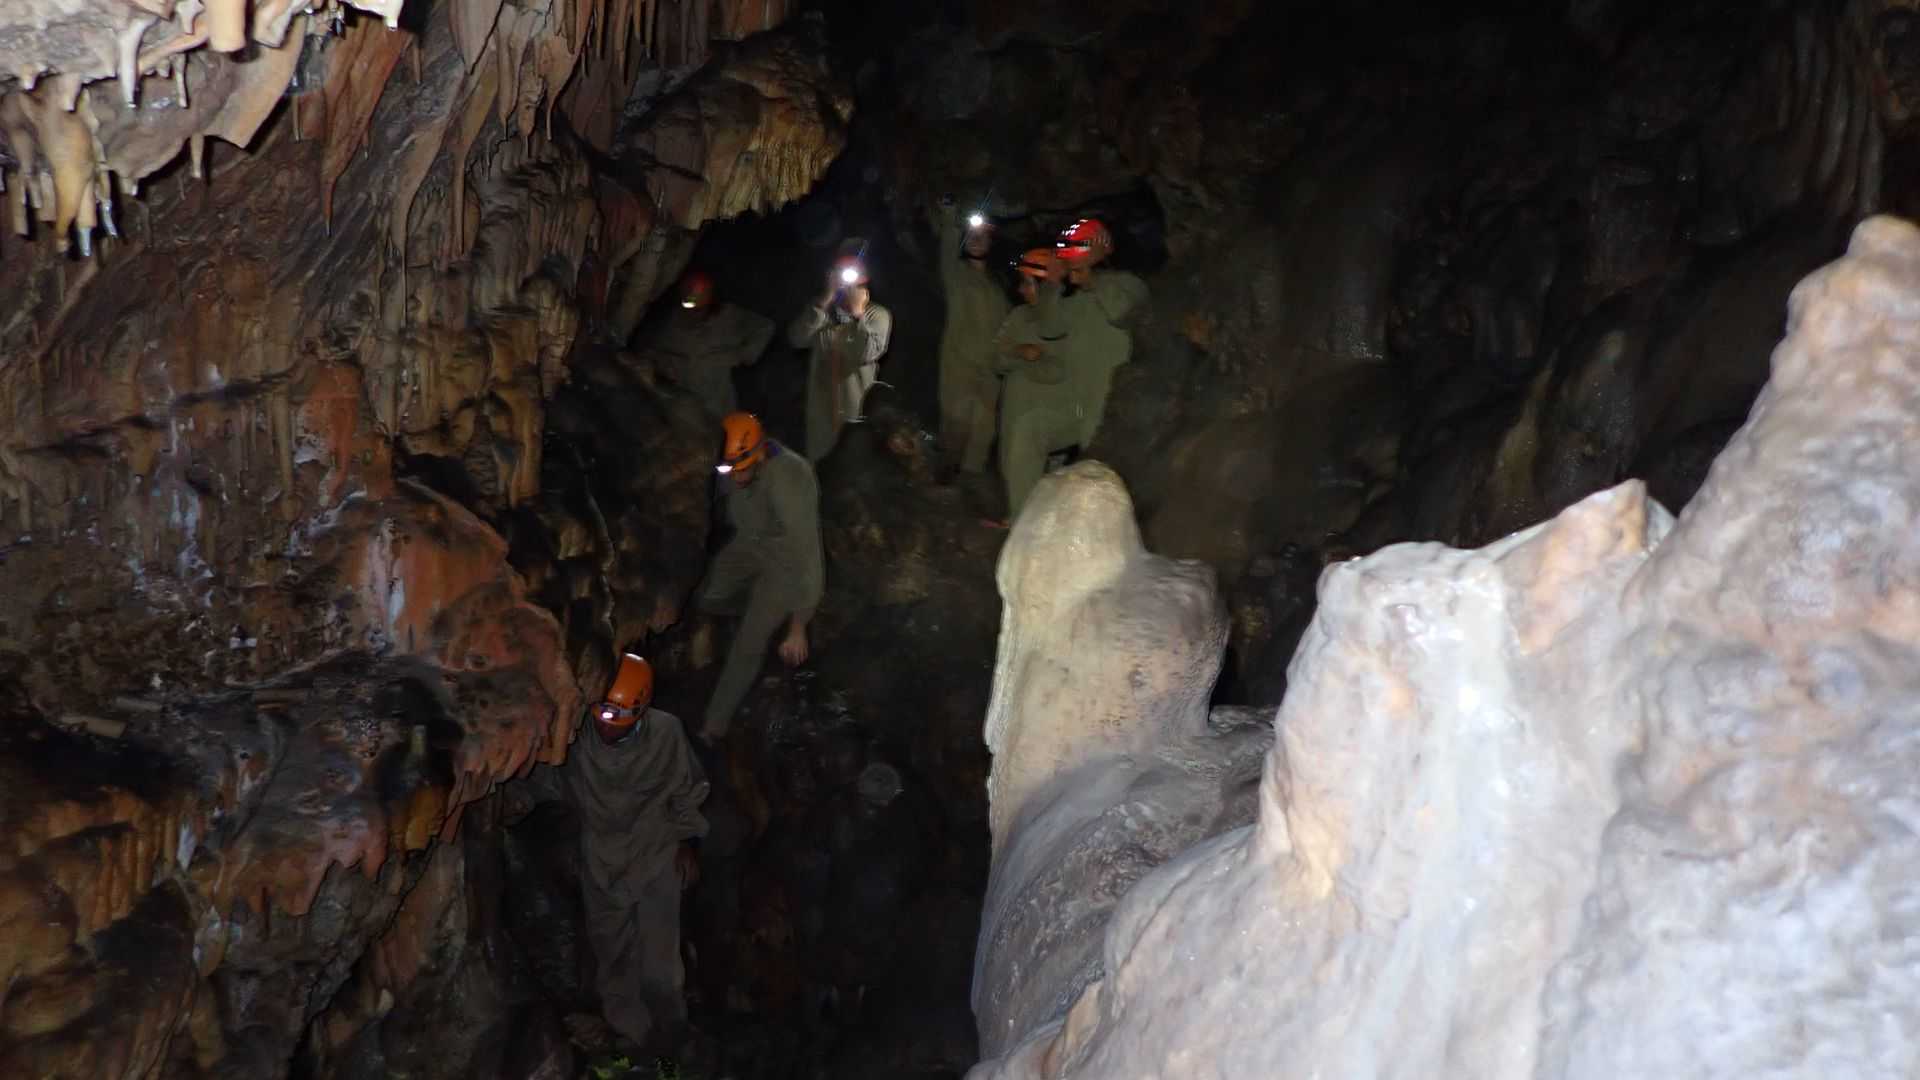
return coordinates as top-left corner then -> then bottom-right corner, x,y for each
968,215 -> 1920,1080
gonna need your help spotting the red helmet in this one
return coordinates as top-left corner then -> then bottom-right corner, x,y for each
1055,218 -> 1112,263
679,270 -> 715,311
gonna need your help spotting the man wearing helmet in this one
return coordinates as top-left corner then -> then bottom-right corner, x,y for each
644,269 -> 776,419
984,248 -> 1078,528
1055,217 -> 1150,448
786,246 -> 894,460
931,194 -> 1013,485
692,411 -> 825,739
563,653 -> 710,1059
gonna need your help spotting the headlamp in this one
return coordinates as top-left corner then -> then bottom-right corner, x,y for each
967,212 -> 987,230
839,264 -> 862,285
716,437 -> 763,475
682,298 -> 697,309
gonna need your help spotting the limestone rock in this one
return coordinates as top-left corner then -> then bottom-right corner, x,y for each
970,215 -> 1920,1078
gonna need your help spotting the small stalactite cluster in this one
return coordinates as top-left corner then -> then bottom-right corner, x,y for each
0,0 -> 797,263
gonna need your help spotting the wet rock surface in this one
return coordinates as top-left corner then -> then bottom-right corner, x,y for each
968,215 -> 1920,1079
0,3 -> 852,1076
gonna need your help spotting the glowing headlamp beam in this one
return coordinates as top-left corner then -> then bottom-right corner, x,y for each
839,265 -> 862,284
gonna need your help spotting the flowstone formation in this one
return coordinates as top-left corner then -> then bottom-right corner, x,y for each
0,2 -> 848,1075
970,214 -> 1920,1078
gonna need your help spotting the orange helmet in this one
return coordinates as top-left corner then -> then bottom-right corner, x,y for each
592,653 -> 653,744
718,411 -> 767,475
680,270 -> 715,311
1055,218 -> 1112,263
1012,248 -> 1058,280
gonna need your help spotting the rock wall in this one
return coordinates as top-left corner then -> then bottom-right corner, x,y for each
0,2 -> 848,1075
968,215 -> 1920,1077
851,0 -> 1920,704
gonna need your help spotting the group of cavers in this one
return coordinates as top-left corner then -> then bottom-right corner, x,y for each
544,202 -> 1147,1068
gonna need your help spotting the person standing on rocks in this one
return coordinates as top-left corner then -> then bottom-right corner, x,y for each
564,653 -> 710,1060
692,411 -> 825,739
645,270 -> 776,419
985,248 -> 1076,529
786,248 -> 894,461
931,194 -> 1013,486
1055,217 -> 1150,449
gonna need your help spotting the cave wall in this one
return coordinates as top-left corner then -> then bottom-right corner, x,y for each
970,214 -> 1920,1079
0,1 -> 848,1075
853,0 -> 1920,703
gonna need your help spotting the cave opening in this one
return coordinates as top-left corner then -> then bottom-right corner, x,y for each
4,0 -> 1920,1077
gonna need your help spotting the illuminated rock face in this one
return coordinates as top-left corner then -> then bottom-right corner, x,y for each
0,4 -> 848,1076
971,215 -> 1920,1079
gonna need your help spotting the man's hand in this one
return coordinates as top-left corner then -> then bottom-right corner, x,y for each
778,620 -> 809,666
821,270 -> 842,307
1016,343 -> 1045,363
675,842 -> 700,890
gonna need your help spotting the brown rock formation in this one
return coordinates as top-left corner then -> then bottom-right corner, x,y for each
0,1 -> 847,1075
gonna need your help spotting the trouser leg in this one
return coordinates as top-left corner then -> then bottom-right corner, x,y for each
839,364 -> 874,423
1000,412 -> 1046,522
631,860 -> 688,1036
959,376 -> 998,474
701,584 -> 787,738
585,876 -> 656,1048
938,357 -> 967,453
1001,407 -> 1078,521
806,357 -> 833,460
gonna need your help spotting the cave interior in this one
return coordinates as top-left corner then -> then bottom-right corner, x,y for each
2,0 -> 1918,1076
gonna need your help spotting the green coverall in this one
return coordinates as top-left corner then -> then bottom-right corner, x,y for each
647,302 -> 776,418
933,204 -> 1013,474
562,707 -> 709,1050
695,442 -> 825,737
1057,268 -> 1150,446
787,301 -> 894,461
993,279 -> 1082,521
